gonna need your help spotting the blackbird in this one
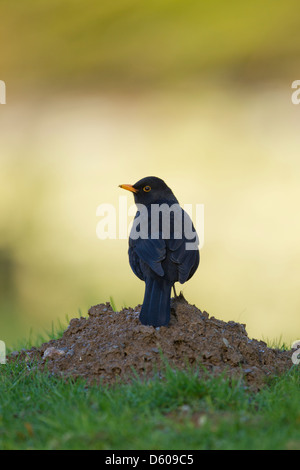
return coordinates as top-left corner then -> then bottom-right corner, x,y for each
119,176 -> 200,327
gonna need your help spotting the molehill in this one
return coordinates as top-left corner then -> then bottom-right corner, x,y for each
11,295 -> 292,390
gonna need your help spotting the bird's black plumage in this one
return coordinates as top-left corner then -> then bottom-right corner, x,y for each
120,176 -> 200,327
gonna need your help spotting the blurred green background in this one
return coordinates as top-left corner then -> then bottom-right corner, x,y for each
1,0 -> 300,348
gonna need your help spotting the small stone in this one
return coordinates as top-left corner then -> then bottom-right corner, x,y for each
43,347 -> 65,359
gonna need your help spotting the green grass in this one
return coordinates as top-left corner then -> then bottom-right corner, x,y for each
0,349 -> 299,449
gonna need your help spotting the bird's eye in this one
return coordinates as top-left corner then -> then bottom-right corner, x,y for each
143,186 -> 151,192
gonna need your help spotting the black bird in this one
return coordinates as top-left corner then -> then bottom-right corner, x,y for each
119,176 -> 200,327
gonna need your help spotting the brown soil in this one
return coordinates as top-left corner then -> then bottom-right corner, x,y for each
11,295 -> 292,390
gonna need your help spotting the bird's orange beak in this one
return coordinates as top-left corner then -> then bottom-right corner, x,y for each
118,184 -> 138,193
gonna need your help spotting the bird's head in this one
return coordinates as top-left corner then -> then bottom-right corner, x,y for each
119,176 -> 178,205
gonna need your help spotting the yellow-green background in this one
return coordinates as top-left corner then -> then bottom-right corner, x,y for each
1,0 -> 300,348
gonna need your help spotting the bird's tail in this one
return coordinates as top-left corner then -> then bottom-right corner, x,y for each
140,278 -> 172,327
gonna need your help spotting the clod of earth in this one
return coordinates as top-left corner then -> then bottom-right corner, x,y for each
10,295 -> 292,390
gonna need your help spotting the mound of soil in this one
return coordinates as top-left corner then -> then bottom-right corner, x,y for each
12,296 -> 292,390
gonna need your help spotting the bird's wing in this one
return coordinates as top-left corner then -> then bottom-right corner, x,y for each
168,209 -> 200,283
128,245 -> 145,280
129,237 -> 166,277
170,243 -> 200,283
128,207 -> 199,282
